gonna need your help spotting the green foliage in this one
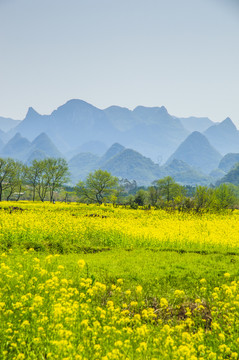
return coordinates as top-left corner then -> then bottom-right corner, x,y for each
0,158 -> 22,201
0,157 -> 69,202
26,158 -> 69,202
45,158 -> 69,202
214,184 -> 236,210
134,189 -> 148,206
155,176 -> 185,203
217,163 -> 239,186
127,177 -> 238,212
194,186 -> 215,213
75,169 -> 118,204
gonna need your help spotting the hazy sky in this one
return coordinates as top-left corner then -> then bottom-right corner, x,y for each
0,0 -> 238,125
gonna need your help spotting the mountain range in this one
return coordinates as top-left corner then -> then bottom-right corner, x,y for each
167,131 -> 222,174
0,98 -> 239,186
68,143 -> 213,186
4,99 -> 219,163
0,132 -> 62,163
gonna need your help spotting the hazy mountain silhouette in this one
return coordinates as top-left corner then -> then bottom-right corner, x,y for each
11,100 -> 118,152
104,106 -> 139,131
163,159 -> 211,186
218,153 -> 239,173
8,100 -> 190,162
117,106 -> 189,162
204,118 -> 239,155
68,152 -> 100,183
0,134 -> 5,151
98,143 -> 125,165
209,168 -> 226,181
77,141 -> 107,156
2,98 -> 239,178
26,149 -> 49,165
167,131 -> 222,173
179,117 -> 214,133
10,107 -> 50,141
101,148 -> 163,185
0,133 -> 31,160
66,141 -> 107,159
216,163 -> 239,186
0,116 -> 21,132
31,133 -> 62,158
0,132 -> 62,162
99,146 -> 212,186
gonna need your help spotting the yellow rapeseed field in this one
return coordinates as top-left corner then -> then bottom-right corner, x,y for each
0,202 -> 238,251
0,251 -> 239,359
1,202 -> 239,359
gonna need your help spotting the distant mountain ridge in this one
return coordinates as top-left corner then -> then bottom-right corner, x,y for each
0,116 -> 21,132
167,131 -> 222,174
0,99 -> 238,185
218,153 -> 239,173
179,117 -> 214,133
68,142 -> 214,186
204,118 -> 239,155
0,132 -> 63,162
2,98 -> 230,163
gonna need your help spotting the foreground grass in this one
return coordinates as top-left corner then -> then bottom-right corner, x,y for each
1,251 -> 239,359
1,202 -> 239,359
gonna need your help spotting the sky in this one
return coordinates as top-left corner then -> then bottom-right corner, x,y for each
0,0 -> 239,125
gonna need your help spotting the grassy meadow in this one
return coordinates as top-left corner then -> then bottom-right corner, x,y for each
1,202 -> 239,359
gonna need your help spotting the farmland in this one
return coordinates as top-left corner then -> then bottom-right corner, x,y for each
0,202 -> 239,359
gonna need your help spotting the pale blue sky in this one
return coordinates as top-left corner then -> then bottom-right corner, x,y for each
0,0 -> 238,125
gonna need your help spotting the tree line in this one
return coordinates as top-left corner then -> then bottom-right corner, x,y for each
0,157 -> 238,211
0,157 -> 68,202
75,170 -> 238,212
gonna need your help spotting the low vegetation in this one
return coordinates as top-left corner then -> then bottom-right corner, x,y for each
0,202 -> 239,358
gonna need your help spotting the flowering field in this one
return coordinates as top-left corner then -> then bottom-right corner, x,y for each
1,202 -> 239,359
0,202 -> 239,253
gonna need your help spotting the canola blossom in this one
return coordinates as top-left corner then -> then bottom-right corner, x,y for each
0,202 -> 238,252
1,202 -> 239,359
0,252 -> 239,359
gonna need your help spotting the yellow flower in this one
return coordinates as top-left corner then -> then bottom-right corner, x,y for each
114,341 -> 123,347
136,285 -> 143,294
224,272 -> 230,279
16,354 -> 25,360
160,297 -> 168,308
77,259 -> 86,269
174,289 -> 185,298
21,320 -> 30,327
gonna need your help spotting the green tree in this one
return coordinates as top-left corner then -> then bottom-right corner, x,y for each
148,186 -> 158,206
194,186 -> 215,213
45,158 -> 69,202
5,161 -> 26,201
134,189 -> 148,206
35,160 -> 50,202
25,160 -> 41,201
214,184 -> 236,210
26,158 -> 69,202
75,169 -> 118,204
156,176 -> 184,203
0,158 -> 16,201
